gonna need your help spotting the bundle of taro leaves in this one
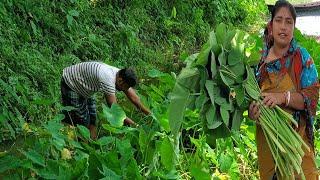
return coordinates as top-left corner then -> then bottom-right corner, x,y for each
169,23 -> 310,179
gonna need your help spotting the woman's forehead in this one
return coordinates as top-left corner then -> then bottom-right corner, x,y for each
274,7 -> 293,19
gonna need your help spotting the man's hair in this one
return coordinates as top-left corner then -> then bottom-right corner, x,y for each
118,68 -> 138,87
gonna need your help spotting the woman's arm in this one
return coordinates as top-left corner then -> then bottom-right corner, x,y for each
261,92 -> 304,110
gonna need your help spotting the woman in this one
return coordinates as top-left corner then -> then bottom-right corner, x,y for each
248,0 -> 319,179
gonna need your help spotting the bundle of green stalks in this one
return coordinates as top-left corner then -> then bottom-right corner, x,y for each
244,67 -> 310,180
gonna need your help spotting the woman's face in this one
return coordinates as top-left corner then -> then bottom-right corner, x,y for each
272,7 -> 295,48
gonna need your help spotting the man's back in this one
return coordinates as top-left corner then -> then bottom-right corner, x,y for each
63,62 -> 119,98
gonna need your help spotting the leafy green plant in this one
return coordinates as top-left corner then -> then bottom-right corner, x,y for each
169,23 -> 262,143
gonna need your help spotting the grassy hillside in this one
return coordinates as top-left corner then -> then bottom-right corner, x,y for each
0,0 -> 267,141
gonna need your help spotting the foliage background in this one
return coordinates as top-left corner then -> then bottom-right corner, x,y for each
0,0 -> 267,141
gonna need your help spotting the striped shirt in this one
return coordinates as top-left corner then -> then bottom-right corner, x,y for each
62,62 -> 119,98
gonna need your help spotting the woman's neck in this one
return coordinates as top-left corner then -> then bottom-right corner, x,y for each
271,44 -> 290,58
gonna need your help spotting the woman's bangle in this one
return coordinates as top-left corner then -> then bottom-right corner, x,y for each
285,91 -> 291,107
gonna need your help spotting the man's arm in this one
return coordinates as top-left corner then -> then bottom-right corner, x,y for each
105,94 -> 117,106
105,93 -> 137,126
124,88 -> 151,115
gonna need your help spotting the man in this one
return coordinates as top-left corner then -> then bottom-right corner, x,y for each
61,61 -> 150,139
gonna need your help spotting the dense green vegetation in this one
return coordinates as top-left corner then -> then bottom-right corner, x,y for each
0,0 -> 319,179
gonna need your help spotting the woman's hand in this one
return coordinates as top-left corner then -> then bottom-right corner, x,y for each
261,92 -> 285,108
249,101 -> 260,121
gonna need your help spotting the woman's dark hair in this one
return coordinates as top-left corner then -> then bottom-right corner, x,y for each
271,0 -> 297,23
118,68 -> 138,87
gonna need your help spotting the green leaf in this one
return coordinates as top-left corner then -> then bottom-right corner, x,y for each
125,158 -> 143,180
102,124 -> 137,134
153,170 -> 179,179
215,96 -> 227,106
97,136 -> 115,146
52,135 -> 66,150
195,93 -> 209,109
215,23 -> 227,45
116,139 -> 133,164
196,31 -> 218,66
139,129 -> 147,154
220,107 -> 229,126
184,53 -> 199,67
198,66 -> 209,92
223,29 -> 237,50
52,114 -> 65,122
229,62 -> 245,79
102,103 -> 126,127
99,164 -> 121,180
160,137 -> 175,171
69,10 -> 79,17
209,30 -> 220,56
190,156 -> 211,180
88,34 -> 96,41
58,166 -> 72,179
0,114 -> 6,123
206,107 -> 222,129
71,158 -> 88,179
44,120 -> 63,134
244,66 -> 260,100
210,51 -> 217,79
77,125 -> 90,140
30,20 -> 37,35
138,129 -> 156,163
205,80 -> 215,106
157,114 -> 170,132
88,153 -> 103,179
171,7 -> 177,18
37,160 -> 60,179
176,68 -> 200,90
231,109 -> 243,131
0,155 -> 21,173
234,85 -> 245,106
32,98 -> 54,105
150,84 -> 165,98
230,30 -> 245,48
148,69 -> 165,78
218,48 -> 226,66
61,106 -> 77,111
219,70 -> 235,86
206,123 -> 231,147
228,48 -> 242,66
67,15 -> 73,26
196,41 -> 212,66
21,150 -> 45,167
246,50 -> 261,66
169,83 -> 190,136
219,153 -> 233,173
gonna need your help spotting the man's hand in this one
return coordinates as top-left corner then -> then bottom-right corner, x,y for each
88,124 -> 97,140
124,117 -> 139,127
261,92 -> 286,108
